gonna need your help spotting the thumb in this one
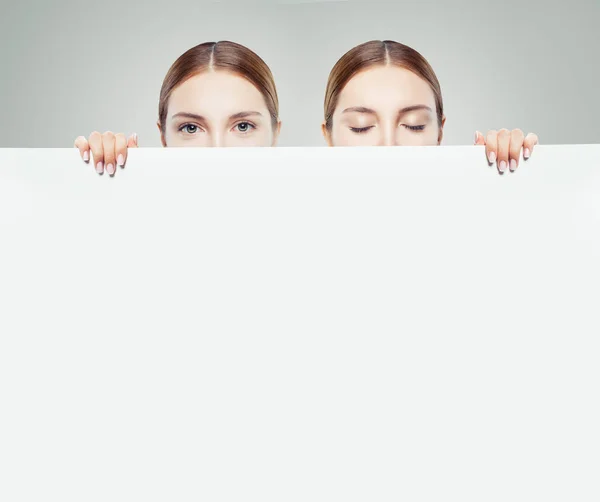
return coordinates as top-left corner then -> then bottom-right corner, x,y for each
127,133 -> 139,148
474,131 -> 486,145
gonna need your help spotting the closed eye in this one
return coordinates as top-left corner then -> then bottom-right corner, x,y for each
403,124 -> 426,132
349,126 -> 374,134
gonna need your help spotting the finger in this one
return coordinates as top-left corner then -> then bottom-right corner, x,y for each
115,133 -> 128,168
509,129 -> 525,172
474,130 -> 486,145
127,133 -> 139,148
485,130 -> 498,166
102,131 -> 116,176
88,131 -> 104,174
523,133 -> 539,160
74,136 -> 90,163
496,128 -> 511,174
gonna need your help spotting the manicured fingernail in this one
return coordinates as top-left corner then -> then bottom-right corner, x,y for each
96,162 -> 104,174
474,132 -> 479,144
117,154 -> 124,166
83,150 -> 89,162
524,148 -> 531,159
510,159 -> 517,171
488,152 -> 496,164
106,163 -> 115,175
499,160 -> 507,173
133,133 -> 138,145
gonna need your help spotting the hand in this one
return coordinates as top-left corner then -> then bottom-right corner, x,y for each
74,131 -> 139,176
474,129 -> 539,174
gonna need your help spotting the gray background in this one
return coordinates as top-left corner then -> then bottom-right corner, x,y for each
1,0 -> 598,147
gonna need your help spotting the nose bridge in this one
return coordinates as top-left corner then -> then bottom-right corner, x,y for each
381,118 -> 397,146
210,129 -> 224,148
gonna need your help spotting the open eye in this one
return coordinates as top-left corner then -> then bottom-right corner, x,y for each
178,124 -> 202,134
402,124 -> 426,132
234,121 -> 256,134
349,126 -> 374,134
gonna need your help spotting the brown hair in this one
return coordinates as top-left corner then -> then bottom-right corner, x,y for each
158,41 -> 279,133
324,40 -> 444,130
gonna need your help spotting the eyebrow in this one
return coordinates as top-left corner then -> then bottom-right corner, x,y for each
342,105 -> 433,115
171,111 -> 263,121
229,111 -> 263,120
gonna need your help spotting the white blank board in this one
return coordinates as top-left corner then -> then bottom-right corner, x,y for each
1,145 -> 600,501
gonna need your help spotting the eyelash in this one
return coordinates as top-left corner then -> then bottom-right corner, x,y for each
349,126 -> 373,134
349,124 -> 426,134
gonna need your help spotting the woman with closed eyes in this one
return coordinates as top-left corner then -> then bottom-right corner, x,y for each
74,41 -> 281,176
322,40 -> 539,174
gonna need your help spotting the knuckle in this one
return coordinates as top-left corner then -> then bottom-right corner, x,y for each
512,129 -> 524,141
486,130 -> 497,142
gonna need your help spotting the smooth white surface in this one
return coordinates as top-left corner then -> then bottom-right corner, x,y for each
1,146 -> 599,501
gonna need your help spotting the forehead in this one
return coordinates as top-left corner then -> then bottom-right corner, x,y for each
167,70 -> 268,116
335,65 -> 436,113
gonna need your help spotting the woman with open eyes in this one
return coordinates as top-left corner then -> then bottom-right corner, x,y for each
322,40 -> 539,174
74,41 -> 281,176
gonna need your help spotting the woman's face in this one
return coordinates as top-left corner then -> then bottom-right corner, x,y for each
161,70 -> 279,147
324,65 -> 444,147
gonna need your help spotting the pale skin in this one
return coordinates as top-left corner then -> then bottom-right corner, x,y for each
74,70 -> 281,176
322,65 -> 539,174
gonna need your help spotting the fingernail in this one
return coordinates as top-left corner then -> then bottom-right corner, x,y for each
133,133 -> 138,145
474,132 -> 479,144
83,150 -> 89,162
96,162 -> 104,174
499,160 -> 507,173
488,152 -> 496,164
524,148 -> 531,159
510,159 -> 517,171
106,163 -> 115,175
117,154 -> 124,166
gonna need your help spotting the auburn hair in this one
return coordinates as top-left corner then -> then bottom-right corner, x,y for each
324,40 -> 444,130
158,41 -> 279,132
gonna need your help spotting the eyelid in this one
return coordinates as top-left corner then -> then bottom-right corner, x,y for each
233,120 -> 256,127
349,125 -> 374,133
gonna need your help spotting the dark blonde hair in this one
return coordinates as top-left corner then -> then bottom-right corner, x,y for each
158,41 -> 279,132
324,40 -> 444,130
